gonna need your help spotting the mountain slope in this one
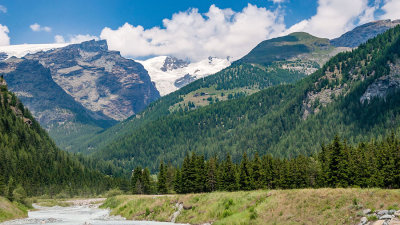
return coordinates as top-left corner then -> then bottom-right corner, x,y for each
137,56 -> 231,96
76,32 -> 349,155
91,25 -> 400,171
0,78 -> 114,197
331,19 -> 400,47
1,40 -> 160,151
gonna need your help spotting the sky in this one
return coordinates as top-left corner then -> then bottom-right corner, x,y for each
0,0 -> 399,61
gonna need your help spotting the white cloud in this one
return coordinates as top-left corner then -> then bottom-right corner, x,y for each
30,23 -> 51,32
54,35 -> 66,43
285,0 -> 372,39
0,5 -> 7,13
54,34 -> 99,44
380,0 -> 400,20
0,24 -> 10,46
100,4 -> 285,61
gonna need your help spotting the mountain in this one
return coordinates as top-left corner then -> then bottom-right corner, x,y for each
137,56 -> 231,96
72,32 -> 343,155
87,25 -> 400,172
0,40 -> 160,151
0,43 -> 68,59
331,19 -> 400,47
0,78 -> 114,197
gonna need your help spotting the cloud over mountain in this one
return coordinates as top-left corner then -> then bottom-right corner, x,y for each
0,24 -> 10,46
101,4 -> 286,61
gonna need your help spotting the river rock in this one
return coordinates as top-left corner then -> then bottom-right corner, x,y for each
395,210 -> 400,217
389,210 -> 396,215
359,216 -> 368,224
378,210 -> 389,216
380,215 -> 394,220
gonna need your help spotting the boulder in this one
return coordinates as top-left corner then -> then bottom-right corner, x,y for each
380,215 -> 394,220
378,210 -> 389,216
394,210 -> 400,217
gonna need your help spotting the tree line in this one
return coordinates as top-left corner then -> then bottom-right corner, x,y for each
132,133 -> 400,194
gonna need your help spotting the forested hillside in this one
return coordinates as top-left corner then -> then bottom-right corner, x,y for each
0,77 -> 117,198
77,32 -> 343,154
90,25 -> 400,172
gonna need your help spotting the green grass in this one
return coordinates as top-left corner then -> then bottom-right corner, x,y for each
102,189 -> 400,225
0,197 -> 28,222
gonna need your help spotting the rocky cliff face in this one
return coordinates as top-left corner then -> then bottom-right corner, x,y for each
331,19 -> 400,48
24,40 -> 160,121
0,57 -> 115,128
0,40 -> 160,151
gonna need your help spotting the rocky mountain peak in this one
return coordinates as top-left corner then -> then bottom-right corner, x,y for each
331,19 -> 400,48
67,39 -> 108,52
160,56 -> 189,72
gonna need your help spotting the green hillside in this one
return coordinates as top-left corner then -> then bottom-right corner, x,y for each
76,32 -> 340,155
0,78 -> 116,198
237,32 -> 332,65
89,25 -> 400,172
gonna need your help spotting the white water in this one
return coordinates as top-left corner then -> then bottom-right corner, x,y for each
1,204 -> 187,225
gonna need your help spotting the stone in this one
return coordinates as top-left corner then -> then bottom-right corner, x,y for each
395,210 -> 400,217
389,210 -> 397,215
378,210 -> 390,216
360,217 -> 368,224
380,215 -> 394,220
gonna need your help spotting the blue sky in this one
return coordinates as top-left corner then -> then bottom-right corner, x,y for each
0,0 -> 399,61
0,0 -> 317,44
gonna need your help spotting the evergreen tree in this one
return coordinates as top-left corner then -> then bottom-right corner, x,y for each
239,152 -> 253,190
157,161 -> 168,194
142,168 -> 152,194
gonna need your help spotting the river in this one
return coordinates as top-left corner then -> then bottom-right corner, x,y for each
0,199 -> 187,225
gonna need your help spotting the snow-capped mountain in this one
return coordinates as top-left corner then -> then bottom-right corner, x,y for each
0,43 -> 68,59
137,56 -> 231,96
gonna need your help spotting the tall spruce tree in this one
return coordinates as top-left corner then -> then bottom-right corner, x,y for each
239,152 -> 253,190
157,161 -> 168,194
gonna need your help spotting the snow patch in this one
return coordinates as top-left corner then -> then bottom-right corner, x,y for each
137,56 -> 231,96
0,43 -> 68,59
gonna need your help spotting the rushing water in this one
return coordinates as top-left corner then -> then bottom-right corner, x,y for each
1,204 -> 187,225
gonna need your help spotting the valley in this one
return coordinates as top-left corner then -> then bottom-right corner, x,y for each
1,2 -> 400,222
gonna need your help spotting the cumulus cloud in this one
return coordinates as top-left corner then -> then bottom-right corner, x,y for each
101,4 -> 285,61
54,34 -> 99,44
0,5 -> 7,13
0,24 -> 10,46
285,0 -> 372,39
380,0 -> 400,20
30,23 -> 51,32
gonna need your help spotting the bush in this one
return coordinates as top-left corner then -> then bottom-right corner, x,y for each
12,185 -> 26,203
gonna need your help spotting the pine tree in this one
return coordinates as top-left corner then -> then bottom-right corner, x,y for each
174,168 -> 182,194
252,152 -> 263,189
205,157 -> 217,192
157,161 -> 168,194
239,152 -> 253,190
142,168 -> 152,194
131,166 -> 143,194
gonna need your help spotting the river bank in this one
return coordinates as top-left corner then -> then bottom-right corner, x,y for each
0,197 -> 28,223
0,198 -> 186,225
102,188 -> 400,225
